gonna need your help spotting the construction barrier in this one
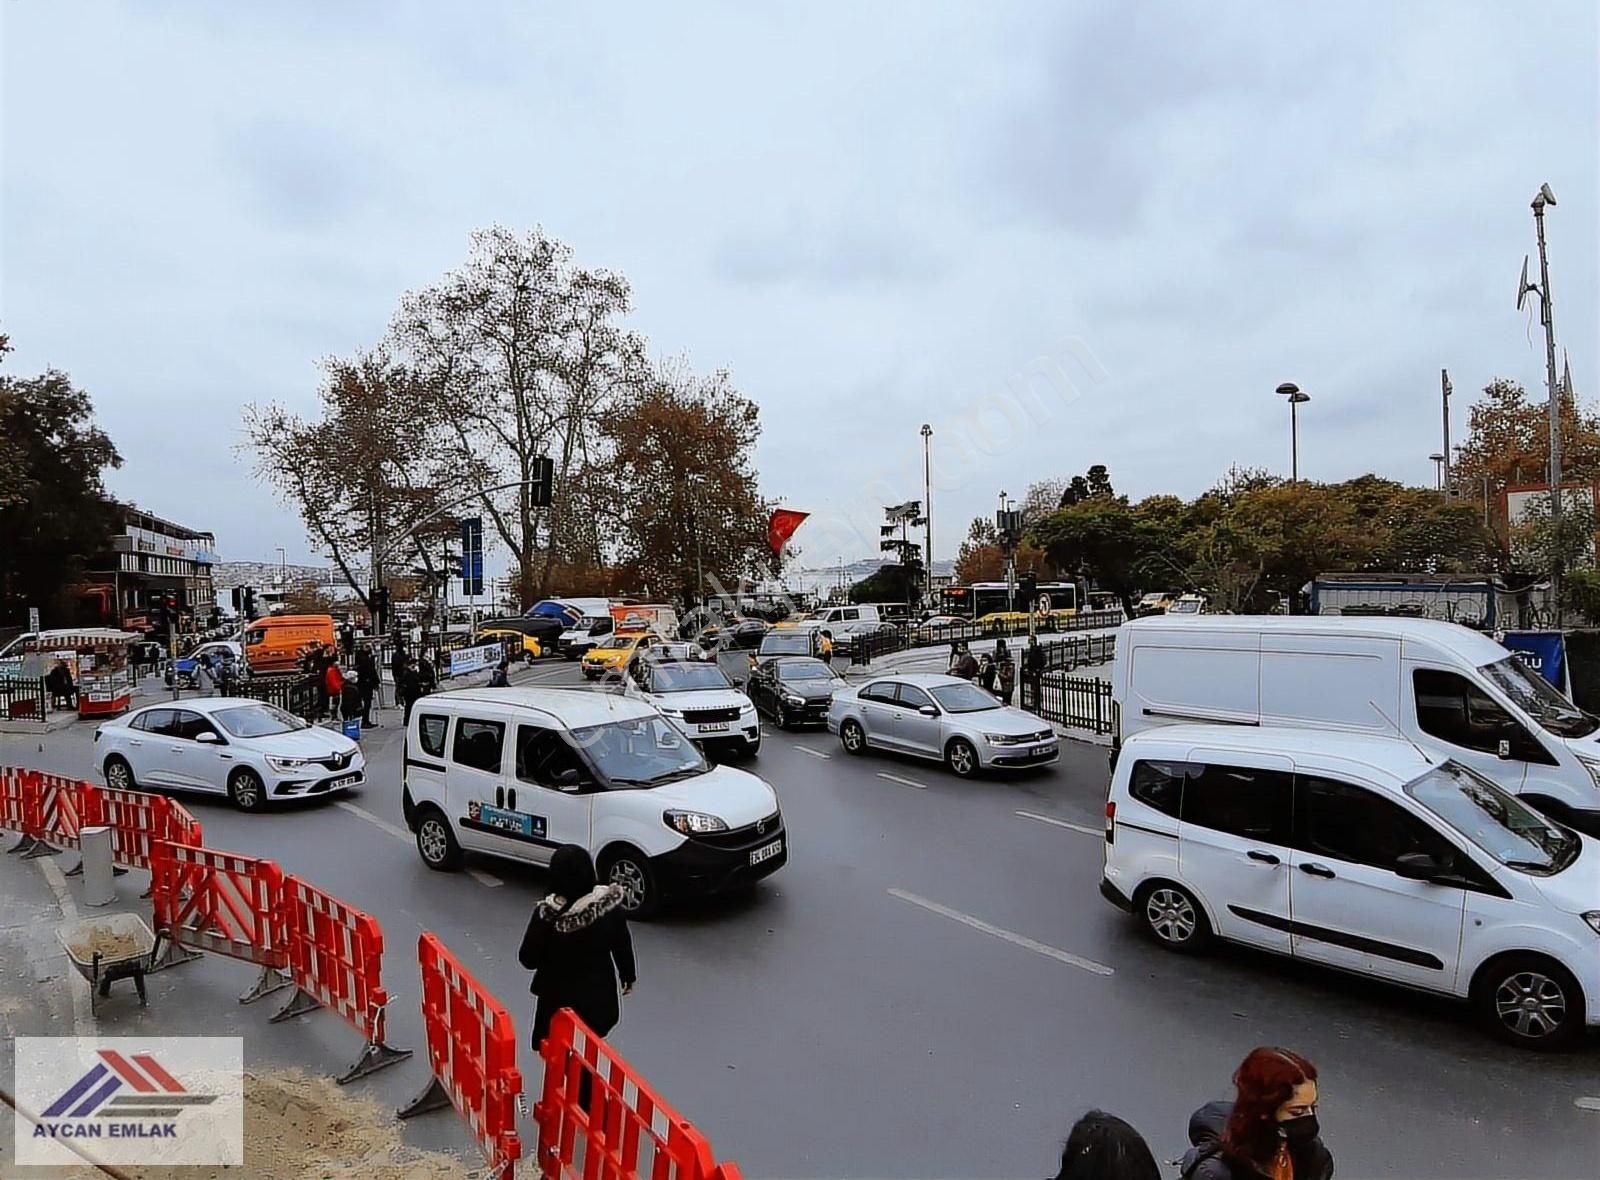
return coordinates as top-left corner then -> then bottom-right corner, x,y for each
0,766 -> 35,841
98,787 -> 168,872
270,874 -> 412,1083
150,841 -> 287,988
164,797 -> 203,849
399,932 -> 523,1180
533,1008 -> 743,1180
32,773 -> 100,863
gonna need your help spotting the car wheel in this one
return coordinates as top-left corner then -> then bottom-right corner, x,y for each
1475,954 -> 1584,1050
601,847 -> 659,918
945,738 -> 979,778
1136,881 -> 1212,953
103,756 -> 136,792
840,719 -> 867,755
228,768 -> 267,813
416,808 -> 464,871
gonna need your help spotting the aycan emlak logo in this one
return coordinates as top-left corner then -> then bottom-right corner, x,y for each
16,1037 -> 243,1166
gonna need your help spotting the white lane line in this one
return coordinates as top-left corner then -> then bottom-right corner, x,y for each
875,772 -> 928,790
1015,809 -> 1100,837
466,868 -> 504,888
793,745 -> 832,759
1577,1097 -> 1600,1113
335,800 -> 411,843
888,888 -> 1115,977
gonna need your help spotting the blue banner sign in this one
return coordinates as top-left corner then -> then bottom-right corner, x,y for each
1501,631 -> 1567,692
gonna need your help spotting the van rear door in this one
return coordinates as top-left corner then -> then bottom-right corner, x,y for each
1126,628 -> 1260,731
1260,633 -> 1398,733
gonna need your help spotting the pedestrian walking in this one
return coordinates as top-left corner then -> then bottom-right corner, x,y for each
997,648 -> 1016,706
518,845 -> 636,1105
1180,1047 -> 1331,1180
398,659 -> 423,725
355,645 -> 380,726
1051,1111 -> 1161,1180
948,640 -> 963,674
324,657 -> 346,720
195,653 -> 218,697
390,641 -> 407,689
978,653 -> 997,694
489,658 -> 510,688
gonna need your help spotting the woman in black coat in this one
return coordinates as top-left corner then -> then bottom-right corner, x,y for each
1181,1046 -> 1333,1180
518,845 -> 637,1050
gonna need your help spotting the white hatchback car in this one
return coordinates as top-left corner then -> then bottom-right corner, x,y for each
96,699 -> 365,812
401,688 -> 785,916
1102,725 -> 1600,1049
620,654 -> 760,759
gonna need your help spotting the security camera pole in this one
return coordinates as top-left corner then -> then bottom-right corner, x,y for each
1526,184 -> 1563,608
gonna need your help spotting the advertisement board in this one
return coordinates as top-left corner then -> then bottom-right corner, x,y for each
447,642 -> 502,678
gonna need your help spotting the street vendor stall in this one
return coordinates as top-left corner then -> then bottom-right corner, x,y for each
34,628 -> 140,718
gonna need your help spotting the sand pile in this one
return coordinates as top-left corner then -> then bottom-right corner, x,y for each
65,928 -> 147,964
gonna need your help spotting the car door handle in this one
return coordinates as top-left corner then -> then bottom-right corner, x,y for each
1246,850 -> 1281,866
1299,862 -> 1336,879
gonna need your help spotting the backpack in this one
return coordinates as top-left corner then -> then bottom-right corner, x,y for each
1178,1145 -> 1225,1180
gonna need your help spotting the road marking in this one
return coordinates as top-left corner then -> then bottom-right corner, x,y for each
875,772 -> 928,790
335,800 -> 411,843
1015,809 -> 1100,837
1577,1097 -> 1600,1113
888,888 -> 1114,977
466,868 -> 504,888
793,745 -> 832,759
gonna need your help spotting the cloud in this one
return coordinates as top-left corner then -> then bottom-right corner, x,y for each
712,214 -> 946,288
226,117 -> 396,230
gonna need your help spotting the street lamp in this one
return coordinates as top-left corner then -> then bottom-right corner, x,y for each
1275,382 -> 1311,482
1428,453 -> 1445,490
920,424 -> 933,602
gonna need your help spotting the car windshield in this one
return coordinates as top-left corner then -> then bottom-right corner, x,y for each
763,635 -> 811,653
1480,656 -> 1599,738
571,716 -> 708,787
212,703 -> 307,738
777,661 -> 836,682
928,683 -> 1002,713
1407,761 -> 1578,876
651,663 -> 730,692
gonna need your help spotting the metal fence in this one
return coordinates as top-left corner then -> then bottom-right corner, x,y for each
235,673 -> 321,721
1020,673 -> 1118,735
0,676 -> 48,721
850,610 -> 1124,665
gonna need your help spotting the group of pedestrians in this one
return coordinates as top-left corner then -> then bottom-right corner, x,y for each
949,638 -> 1017,704
1049,1047 -> 1331,1180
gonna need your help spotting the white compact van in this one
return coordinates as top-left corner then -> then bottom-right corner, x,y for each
401,688 -> 786,916
1113,616 -> 1600,836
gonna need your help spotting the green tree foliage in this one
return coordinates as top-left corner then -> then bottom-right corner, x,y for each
0,339 -> 123,627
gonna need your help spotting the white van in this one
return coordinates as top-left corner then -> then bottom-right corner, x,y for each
1101,725 -> 1599,1048
557,614 -> 615,659
785,604 -> 881,631
400,688 -> 786,916
1113,616 -> 1600,837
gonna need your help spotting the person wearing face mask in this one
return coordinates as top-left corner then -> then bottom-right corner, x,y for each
1180,1046 -> 1332,1180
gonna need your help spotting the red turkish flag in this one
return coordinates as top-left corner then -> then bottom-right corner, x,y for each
768,508 -> 809,554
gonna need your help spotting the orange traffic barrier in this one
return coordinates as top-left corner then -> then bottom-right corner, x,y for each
533,1007 -> 743,1180
270,875 -> 412,1083
22,772 -> 96,859
0,766 -> 35,842
98,787 -> 167,872
150,841 -> 287,990
399,932 -> 523,1179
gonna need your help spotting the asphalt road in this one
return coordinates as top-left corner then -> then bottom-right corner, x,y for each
4,659 -> 1598,1179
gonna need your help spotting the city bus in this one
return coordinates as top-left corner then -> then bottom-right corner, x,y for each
938,581 -> 1079,619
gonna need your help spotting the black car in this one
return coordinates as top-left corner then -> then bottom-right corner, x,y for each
729,619 -> 770,649
746,656 -> 847,729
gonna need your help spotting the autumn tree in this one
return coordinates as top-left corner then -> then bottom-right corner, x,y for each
1454,377 -> 1600,499
0,339 -> 123,627
599,363 -> 769,603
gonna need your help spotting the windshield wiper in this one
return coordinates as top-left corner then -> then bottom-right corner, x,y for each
644,766 -> 703,785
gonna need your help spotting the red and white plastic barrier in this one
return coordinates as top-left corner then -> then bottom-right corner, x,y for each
150,841 -> 286,984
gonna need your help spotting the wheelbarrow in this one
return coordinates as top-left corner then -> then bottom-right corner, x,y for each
57,913 -> 156,1015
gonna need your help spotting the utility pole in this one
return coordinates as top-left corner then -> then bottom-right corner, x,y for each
1440,370 -> 1452,492
1521,184 -> 1563,609
920,424 -> 933,602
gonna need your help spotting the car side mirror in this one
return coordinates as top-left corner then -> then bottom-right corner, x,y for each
918,704 -> 939,718
196,731 -> 221,744
1394,851 -> 1444,881
551,768 -> 582,791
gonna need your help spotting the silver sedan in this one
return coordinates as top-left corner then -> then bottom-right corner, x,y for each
826,672 -> 1059,777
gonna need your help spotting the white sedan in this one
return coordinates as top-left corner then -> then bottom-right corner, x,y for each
95,698 -> 364,812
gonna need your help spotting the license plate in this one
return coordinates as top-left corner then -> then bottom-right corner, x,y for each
749,839 -> 782,866
328,773 -> 361,789
1031,745 -> 1054,758
698,722 -> 729,733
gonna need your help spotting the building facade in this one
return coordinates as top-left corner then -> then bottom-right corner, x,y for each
81,504 -> 217,633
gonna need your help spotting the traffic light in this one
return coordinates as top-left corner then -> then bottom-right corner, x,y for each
243,587 -> 257,619
527,455 -> 555,508
231,586 -> 243,612
372,587 -> 391,633
152,596 -> 167,631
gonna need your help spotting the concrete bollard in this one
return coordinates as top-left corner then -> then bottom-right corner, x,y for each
79,825 -> 116,907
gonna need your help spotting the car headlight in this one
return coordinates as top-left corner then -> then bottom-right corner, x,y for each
664,810 -> 729,835
1583,911 -> 1600,936
983,733 -> 1029,746
265,755 -> 311,771
657,705 -> 682,716
780,692 -> 805,706
1578,757 -> 1600,790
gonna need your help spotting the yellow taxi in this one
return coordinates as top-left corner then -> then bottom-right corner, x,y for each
475,627 -> 543,662
581,631 -> 651,680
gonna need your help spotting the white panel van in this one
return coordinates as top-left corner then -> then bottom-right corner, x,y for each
1113,616 -> 1600,836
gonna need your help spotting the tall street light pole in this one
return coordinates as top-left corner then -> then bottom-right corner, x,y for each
920,424 -> 933,603
1531,184 -> 1563,606
1275,382 -> 1311,482
1440,369 -> 1452,492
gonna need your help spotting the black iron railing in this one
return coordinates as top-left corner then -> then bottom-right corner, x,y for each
1020,673 -> 1117,735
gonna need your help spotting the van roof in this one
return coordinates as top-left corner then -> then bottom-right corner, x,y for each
426,687 -> 656,727
1120,723 -> 1435,787
1124,614 -> 1513,666
250,614 -> 334,627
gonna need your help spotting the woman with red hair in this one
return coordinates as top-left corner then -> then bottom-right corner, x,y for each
1180,1047 -> 1333,1180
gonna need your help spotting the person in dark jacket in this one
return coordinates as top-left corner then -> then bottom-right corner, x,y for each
340,670 -> 364,726
417,654 -> 438,694
977,652 -> 998,694
489,658 -> 510,688
997,649 -> 1017,706
1180,1047 -> 1332,1180
355,646 -> 380,726
46,660 -> 76,710
952,644 -> 978,681
518,845 -> 636,1051
398,660 -> 423,725
1050,1110 -> 1161,1180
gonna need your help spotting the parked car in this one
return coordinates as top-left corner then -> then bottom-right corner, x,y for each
754,629 -> 823,665
1114,615 -> 1600,837
746,656 -> 846,729
621,651 -> 759,759
96,698 -> 364,812
827,673 -> 1059,776
557,614 -> 615,659
580,632 -> 654,681
401,688 -> 786,916
1101,724 -> 1600,1049
474,626 -> 543,662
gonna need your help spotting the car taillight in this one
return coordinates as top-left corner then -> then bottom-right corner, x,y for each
1104,800 -> 1115,844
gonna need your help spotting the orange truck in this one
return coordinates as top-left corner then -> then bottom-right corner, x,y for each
243,614 -> 337,674
609,603 -> 681,637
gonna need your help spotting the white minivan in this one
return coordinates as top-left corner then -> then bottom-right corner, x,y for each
1114,616 -> 1600,837
400,687 -> 786,916
1101,725 -> 1600,1048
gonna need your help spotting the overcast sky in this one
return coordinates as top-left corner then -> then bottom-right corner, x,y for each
3,2 -> 1596,573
